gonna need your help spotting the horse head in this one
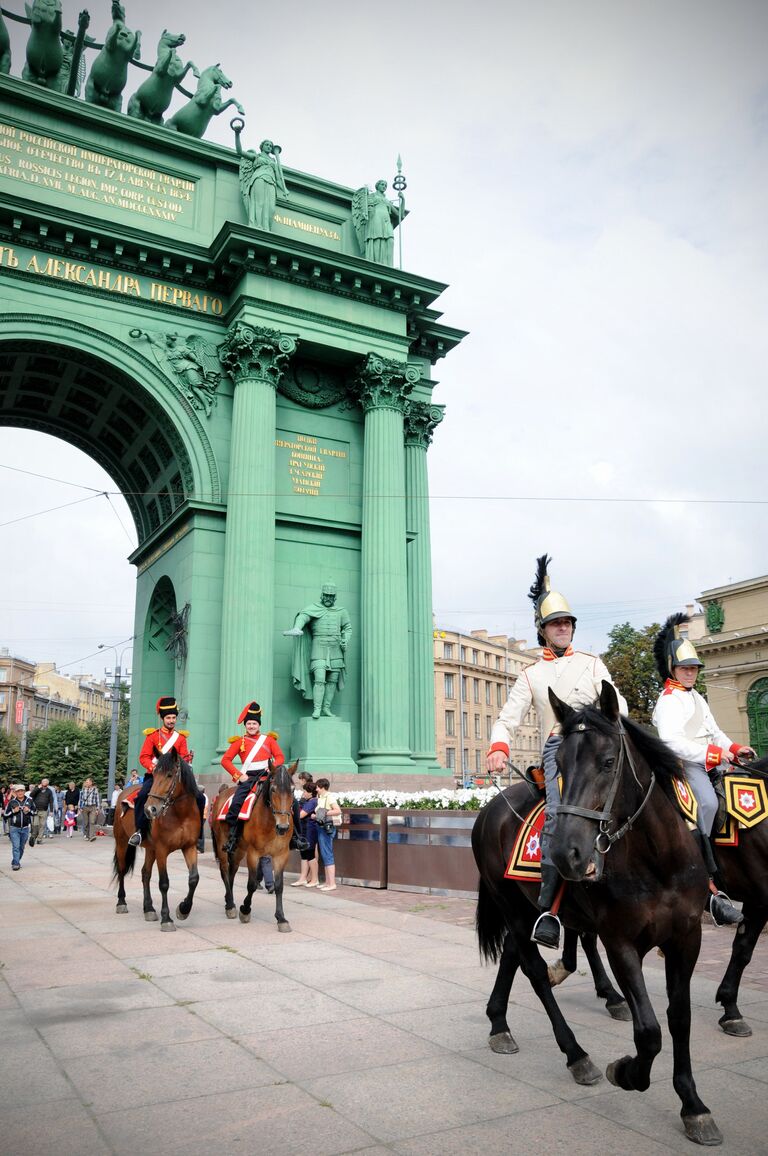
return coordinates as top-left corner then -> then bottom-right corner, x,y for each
199,62 -> 232,91
266,759 -> 297,836
146,747 -> 196,821
547,681 -> 627,884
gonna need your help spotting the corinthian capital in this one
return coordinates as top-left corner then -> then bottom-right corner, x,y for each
219,322 -> 298,387
351,353 -> 420,413
403,402 -> 444,449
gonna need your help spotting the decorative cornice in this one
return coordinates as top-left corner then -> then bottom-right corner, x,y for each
404,401 -> 444,448
351,354 -> 420,413
219,322 -> 297,387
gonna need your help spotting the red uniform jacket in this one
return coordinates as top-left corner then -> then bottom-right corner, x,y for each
221,733 -> 284,782
139,727 -> 191,775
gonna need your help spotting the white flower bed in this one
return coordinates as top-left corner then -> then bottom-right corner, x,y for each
296,787 -> 499,811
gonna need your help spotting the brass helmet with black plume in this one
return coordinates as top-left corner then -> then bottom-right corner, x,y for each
654,613 -> 704,683
528,554 -> 577,647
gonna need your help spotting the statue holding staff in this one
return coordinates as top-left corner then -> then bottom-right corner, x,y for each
232,119 -> 289,231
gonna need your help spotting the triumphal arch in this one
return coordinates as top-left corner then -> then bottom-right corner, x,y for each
0,6 -> 465,779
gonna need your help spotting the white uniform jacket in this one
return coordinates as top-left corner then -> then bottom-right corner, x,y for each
651,680 -> 740,775
489,647 -> 628,758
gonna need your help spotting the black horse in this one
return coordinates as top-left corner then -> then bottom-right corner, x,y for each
473,682 -> 721,1147
711,754 -> 768,1036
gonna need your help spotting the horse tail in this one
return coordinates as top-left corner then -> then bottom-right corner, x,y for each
476,877 -> 508,964
111,840 -> 137,883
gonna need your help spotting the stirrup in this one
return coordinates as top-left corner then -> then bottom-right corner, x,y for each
709,891 -> 743,927
531,911 -> 562,949
128,831 -> 142,847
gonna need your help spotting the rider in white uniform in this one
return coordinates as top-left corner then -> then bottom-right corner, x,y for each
652,613 -> 752,925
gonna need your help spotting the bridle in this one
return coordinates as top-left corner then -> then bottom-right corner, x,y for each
555,719 -> 656,856
146,761 -> 183,820
264,768 -> 293,828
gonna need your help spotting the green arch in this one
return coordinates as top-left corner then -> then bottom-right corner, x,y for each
747,678 -> 768,758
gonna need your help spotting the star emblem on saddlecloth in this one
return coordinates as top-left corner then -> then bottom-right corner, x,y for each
738,790 -> 757,812
526,832 -> 540,858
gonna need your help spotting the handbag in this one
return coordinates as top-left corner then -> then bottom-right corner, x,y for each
315,807 -> 327,822
46,814 -> 55,833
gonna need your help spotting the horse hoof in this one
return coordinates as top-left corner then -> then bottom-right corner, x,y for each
683,1113 -> 723,1146
239,911 -> 251,924
548,959 -> 574,987
225,907 -> 236,919
175,905 -> 189,921
606,1055 -> 632,1088
489,1031 -> 519,1054
568,1056 -> 602,1085
160,922 -> 176,933
144,911 -> 158,922
606,1000 -> 632,1022
116,904 -> 129,914
277,922 -> 292,933
718,1016 -> 752,1037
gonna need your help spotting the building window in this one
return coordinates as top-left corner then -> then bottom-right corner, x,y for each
443,642 -> 454,659
474,713 -> 481,739
445,710 -> 455,737
462,676 -> 468,702
473,678 -> 480,703
463,748 -> 469,771
445,747 -> 456,769
497,655 -> 503,671
0,669 -> 7,682
475,750 -> 482,772
485,681 -> 491,705
486,716 -> 492,741
460,646 -> 466,662
472,648 -> 479,664
497,684 -> 504,708
444,673 -> 455,699
462,711 -> 468,736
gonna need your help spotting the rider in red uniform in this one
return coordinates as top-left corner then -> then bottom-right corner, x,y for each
221,701 -> 285,861
129,696 -> 200,846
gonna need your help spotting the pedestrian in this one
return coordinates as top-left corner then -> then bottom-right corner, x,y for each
78,777 -> 101,841
107,780 -> 123,827
652,613 -> 750,926
291,780 -> 319,887
64,781 -> 79,831
30,778 -> 54,844
63,804 -> 77,837
4,784 -> 36,870
53,784 -> 64,833
314,777 -> 342,891
486,554 -> 628,949
1,783 -> 11,837
125,768 -> 142,790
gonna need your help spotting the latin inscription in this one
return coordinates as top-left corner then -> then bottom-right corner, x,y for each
0,244 -> 224,315
275,432 -> 348,498
0,123 -> 196,224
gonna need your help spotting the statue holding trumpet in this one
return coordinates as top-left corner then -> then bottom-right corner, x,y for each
231,118 -> 288,231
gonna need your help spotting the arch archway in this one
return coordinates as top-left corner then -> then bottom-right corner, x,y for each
747,678 -> 768,758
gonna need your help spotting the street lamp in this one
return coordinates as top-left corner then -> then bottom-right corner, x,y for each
99,640 -> 134,801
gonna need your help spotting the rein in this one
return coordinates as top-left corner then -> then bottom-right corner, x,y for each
556,720 -> 656,856
146,762 -> 183,819
263,770 -> 293,826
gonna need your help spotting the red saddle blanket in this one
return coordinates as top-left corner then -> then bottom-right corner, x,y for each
122,787 -> 141,810
216,784 -> 259,822
504,799 -> 545,882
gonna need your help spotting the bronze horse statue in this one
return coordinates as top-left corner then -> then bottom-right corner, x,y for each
112,747 -> 201,931
165,63 -> 244,138
127,30 -> 199,124
210,761 -> 297,932
22,0 -> 66,91
473,683 -> 722,1146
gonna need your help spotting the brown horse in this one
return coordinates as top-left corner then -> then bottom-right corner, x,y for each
210,760 -> 297,932
474,683 -> 722,1147
112,747 -> 201,931
711,755 -> 768,1036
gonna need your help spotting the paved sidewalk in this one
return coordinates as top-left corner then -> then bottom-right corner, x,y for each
1,837 -> 767,1155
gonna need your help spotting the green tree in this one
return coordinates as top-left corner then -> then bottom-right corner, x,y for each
0,729 -> 22,781
601,622 -> 664,725
24,717 -> 128,793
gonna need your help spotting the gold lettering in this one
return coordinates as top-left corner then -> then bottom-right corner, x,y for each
0,246 -> 18,268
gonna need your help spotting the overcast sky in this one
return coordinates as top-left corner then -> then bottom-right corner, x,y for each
1,0 -> 767,674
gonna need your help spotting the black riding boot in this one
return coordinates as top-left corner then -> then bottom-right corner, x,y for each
692,828 -> 742,926
196,794 -> 206,852
531,864 -> 563,949
224,820 -> 241,855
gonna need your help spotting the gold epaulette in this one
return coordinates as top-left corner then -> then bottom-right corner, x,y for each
179,730 -> 189,737
228,735 -> 239,744
143,727 -> 155,736
268,730 -> 279,740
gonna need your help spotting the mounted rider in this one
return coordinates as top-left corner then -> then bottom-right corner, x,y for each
128,696 -> 203,847
486,554 -> 628,950
221,701 -> 286,861
652,613 -> 752,925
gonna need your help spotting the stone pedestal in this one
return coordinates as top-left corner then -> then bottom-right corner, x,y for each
290,716 -> 358,777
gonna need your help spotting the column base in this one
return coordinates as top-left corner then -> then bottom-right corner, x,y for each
409,754 -> 450,775
355,752 -> 419,775
290,717 -> 358,777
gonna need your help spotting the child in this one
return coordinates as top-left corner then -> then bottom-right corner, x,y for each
63,805 -> 77,838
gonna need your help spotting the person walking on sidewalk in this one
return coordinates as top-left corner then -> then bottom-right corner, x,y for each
78,778 -> 101,841
4,785 -> 36,870
30,778 -> 53,844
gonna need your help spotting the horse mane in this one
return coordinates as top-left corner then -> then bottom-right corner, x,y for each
561,704 -> 684,791
154,748 -> 199,796
270,761 -> 294,793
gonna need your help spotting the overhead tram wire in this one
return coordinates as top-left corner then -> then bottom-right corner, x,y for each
0,492 -> 105,529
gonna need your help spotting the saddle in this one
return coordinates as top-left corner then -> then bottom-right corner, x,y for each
216,778 -> 265,822
713,774 -> 768,847
504,798 -> 546,882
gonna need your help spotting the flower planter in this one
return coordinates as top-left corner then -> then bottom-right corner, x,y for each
385,810 -> 478,898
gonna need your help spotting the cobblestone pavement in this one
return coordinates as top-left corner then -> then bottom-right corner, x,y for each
0,835 -> 766,1155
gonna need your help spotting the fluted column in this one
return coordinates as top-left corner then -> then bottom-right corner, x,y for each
217,323 -> 297,738
404,402 -> 444,767
353,355 -> 419,771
